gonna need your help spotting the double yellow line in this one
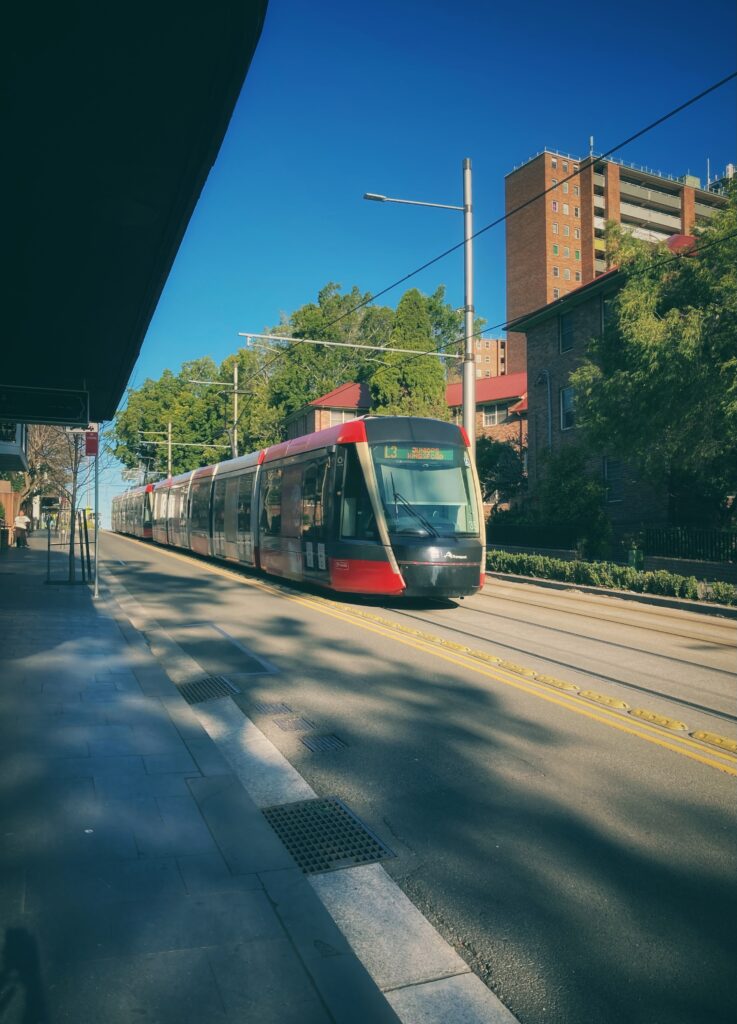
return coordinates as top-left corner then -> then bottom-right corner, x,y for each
108,534 -> 737,777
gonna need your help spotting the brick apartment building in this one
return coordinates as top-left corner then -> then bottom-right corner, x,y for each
447,335 -> 525,381
507,271 -> 669,526
285,375 -> 527,447
504,150 -> 731,358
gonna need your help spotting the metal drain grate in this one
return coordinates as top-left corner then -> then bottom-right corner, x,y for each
274,716 -> 316,732
262,798 -> 394,874
178,675 -> 240,705
301,733 -> 347,752
252,701 -> 293,715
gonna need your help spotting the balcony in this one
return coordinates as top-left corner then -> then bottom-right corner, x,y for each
594,173 -> 605,188
0,422 -> 29,472
619,178 -> 681,213
626,224 -> 672,244
620,201 -> 681,231
595,258 -> 608,274
694,202 -> 718,220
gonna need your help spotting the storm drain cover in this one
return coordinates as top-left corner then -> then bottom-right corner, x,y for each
262,798 -> 394,874
252,702 -> 293,715
177,675 -> 240,705
274,716 -> 316,732
301,733 -> 347,752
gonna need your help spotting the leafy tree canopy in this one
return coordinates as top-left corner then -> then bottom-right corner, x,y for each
570,187 -> 737,524
475,437 -> 525,507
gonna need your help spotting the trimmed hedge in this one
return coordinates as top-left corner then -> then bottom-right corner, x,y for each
487,549 -> 737,606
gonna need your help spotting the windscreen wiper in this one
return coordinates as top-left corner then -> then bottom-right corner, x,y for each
390,483 -> 439,537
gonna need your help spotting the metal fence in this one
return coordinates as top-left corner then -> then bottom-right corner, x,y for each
643,527 -> 737,564
487,522 -> 581,550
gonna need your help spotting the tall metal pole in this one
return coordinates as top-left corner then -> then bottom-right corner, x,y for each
93,432 -> 99,598
167,421 -> 172,479
232,363 -> 238,458
462,158 -> 476,461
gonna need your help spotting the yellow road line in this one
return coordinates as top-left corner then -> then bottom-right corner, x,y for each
106,535 -> 737,777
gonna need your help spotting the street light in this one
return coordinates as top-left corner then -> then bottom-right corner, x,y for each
364,158 -> 476,459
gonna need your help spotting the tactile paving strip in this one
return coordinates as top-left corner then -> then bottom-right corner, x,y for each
301,733 -> 347,752
252,701 -> 293,715
274,716 -> 316,732
177,675 -> 240,704
262,797 -> 394,874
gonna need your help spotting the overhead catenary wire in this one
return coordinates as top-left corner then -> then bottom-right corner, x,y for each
237,70 -> 736,392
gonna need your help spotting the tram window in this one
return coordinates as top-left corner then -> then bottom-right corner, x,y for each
340,447 -> 375,540
190,482 -> 210,531
281,465 -> 303,537
237,472 -> 254,532
260,468 -> 282,536
143,492 -> 152,527
212,480 -> 226,535
302,460 -> 328,538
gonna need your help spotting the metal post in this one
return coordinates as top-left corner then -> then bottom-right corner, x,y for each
46,518 -> 51,584
462,158 -> 476,461
93,437 -> 99,598
167,421 -> 172,479
232,363 -> 238,458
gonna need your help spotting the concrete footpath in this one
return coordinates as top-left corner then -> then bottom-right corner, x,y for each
0,541 -> 400,1024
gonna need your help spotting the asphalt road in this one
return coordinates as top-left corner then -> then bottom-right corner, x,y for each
101,533 -> 737,1024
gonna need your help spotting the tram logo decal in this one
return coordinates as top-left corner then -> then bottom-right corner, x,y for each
444,552 -> 467,560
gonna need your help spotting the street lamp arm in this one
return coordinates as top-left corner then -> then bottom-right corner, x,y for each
363,192 -> 463,212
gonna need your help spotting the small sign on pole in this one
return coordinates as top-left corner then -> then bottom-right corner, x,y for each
85,431 -> 99,456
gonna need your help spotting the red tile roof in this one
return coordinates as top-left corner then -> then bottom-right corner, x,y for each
309,381 -> 371,409
446,371 -> 527,408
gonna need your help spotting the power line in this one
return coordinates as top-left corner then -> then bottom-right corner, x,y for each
238,71 -> 736,389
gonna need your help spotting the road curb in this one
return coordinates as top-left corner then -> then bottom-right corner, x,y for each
484,571 -> 737,620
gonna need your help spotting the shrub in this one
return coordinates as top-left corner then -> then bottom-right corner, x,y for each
486,550 -> 734,605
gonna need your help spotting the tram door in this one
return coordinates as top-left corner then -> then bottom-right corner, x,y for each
301,457 -> 330,583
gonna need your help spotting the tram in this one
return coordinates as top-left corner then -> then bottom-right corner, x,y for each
112,417 -> 485,598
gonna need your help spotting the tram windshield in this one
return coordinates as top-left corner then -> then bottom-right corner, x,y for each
371,443 -> 479,537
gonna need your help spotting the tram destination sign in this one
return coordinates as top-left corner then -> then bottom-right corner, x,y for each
0,385 -> 90,427
379,444 -> 455,462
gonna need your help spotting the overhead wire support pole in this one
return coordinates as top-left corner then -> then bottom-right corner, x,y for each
232,363 -> 238,458
167,421 -> 172,479
462,158 -> 476,461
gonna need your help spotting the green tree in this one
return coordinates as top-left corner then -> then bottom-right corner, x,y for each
475,437 -> 525,508
570,189 -> 737,524
369,288 -> 447,418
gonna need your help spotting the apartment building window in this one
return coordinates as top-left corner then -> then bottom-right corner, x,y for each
563,225 -> 570,237
552,243 -> 559,255
559,312 -> 574,352
562,203 -> 569,215
552,222 -> 559,234
575,271 -> 582,282
563,268 -> 571,281
484,355 -> 490,363
484,339 -> 490,349
562,161 -> 569,172
573,165 -> 579,172
553,287 -> 560,299
551,157 -> 558,168
562,181 -> 569,193
553,266 -> 559,277
575,249 -> 580,260
552,200 -> 558,212
560,386 -> 575,430
574,185 -> 580,196
483,403 -> 509,427
574,228 -> 580,239
563,246 -> 570,257
552,178 -> 558,186
574,206 -> 580,217
476,369 -> 482,379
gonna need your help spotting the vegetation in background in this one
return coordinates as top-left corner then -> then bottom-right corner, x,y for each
475,437 -> 525,510
571,188 -> 737,526
486,549 -> 737,606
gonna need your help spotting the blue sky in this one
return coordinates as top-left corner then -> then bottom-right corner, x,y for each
101,0 -> 736,518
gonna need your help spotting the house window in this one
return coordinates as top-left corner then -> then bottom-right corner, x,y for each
574,228 -> 580,239
552,243 -> 559,255
329,409 -> 351,426
552,222 -> 559,234
552,266 -> 559,277
559,312 -> 574,352
574,185 -> 580,196
575,271 -> 582,281
560,386 -> 575,430
563,268 -> 571,281
562,203 -> 569,215
483,403 -> 509,427
563,225 -> 570,237
552,200 -> 558,212
574,206 -> 580,217
563,246 -> 570,258
562,181 -> 569,194
575,249 -> 580,260
553,287 -> 560,299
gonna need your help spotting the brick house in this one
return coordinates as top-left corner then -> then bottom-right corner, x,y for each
285,375 -> 528,447
507,271 -> 669,527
